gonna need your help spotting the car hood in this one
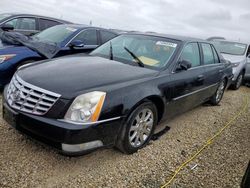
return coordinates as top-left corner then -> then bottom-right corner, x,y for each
0,43 -> 35,55
221,53 -> 246,63
17,55 -> 158,99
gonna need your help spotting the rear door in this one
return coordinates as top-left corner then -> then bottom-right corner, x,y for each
201,43 -> 224,99
166,42 -> 205,118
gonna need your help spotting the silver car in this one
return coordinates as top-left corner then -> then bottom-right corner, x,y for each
245,53 -> 250,82
212,40 -> 250,90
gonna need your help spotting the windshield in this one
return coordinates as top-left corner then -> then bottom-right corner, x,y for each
32,25 -> 77,44
91,34 -> 178,69
0,14 -> 12,21
213,41 -> 247,56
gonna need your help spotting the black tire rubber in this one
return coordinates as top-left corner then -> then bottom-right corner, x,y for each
210,79 -> 226,106
231,72 -> 243,90
115,101 -> 158,154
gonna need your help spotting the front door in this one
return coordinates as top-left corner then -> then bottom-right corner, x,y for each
165,42 -> 205,119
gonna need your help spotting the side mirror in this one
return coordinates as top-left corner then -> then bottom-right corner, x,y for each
69,40 -> 85,49
0,24 -> 14,31
177,60 -> 192,71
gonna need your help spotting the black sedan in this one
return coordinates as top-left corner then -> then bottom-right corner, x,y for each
0,13 -> 72,36
2,33 -> 233,155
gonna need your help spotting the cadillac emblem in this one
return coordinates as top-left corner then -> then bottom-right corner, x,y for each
12,89 -> 21,102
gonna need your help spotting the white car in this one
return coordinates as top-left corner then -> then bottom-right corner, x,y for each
212,40 -> 250,89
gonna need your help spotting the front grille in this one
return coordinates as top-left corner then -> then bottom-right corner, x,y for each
7,74 -> 61,115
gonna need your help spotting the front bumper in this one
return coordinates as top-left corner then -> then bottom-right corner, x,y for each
2,99 -> 123,155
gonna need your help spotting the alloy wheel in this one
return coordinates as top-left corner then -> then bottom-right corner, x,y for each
216,80 -> 226,103
128,108 -> 154,147
236,74 -> 243,89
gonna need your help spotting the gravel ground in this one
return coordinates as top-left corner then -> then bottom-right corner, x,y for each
0,87 -> 249,188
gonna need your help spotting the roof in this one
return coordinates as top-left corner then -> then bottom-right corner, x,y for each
0,13 -> 72,24
125,31 -> 208,43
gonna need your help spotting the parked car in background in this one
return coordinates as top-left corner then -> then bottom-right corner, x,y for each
2,33 -> 232,155
0,13 -> 72,36
245,48 -> 250,83
0,24 -> 119,88
211,39 -> 250,89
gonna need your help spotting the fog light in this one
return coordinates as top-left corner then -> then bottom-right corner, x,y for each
62,140 -> 103,153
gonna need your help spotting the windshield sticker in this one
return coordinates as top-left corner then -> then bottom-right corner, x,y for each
139,56 -> 159,66
156,41 -> 177,48
234,44 -> 246,48
66,27 -> 77,32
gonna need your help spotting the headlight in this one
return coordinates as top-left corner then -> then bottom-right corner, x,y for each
64,91 -> 106,123
232,62 -> 240,67
0,54 -> 16,64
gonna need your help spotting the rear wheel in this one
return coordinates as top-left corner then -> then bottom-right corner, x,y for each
231,72 -> 243,90
210,79 -> 226,105
116,101 -> 158,154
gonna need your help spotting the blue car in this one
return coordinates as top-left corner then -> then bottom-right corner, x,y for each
0,24 -> 118,88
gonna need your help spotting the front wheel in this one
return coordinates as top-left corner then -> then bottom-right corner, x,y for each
210,79 -> 226,105
115,101 -> 158,154
231,72 -> 243,90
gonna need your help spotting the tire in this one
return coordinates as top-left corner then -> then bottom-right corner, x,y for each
115,101 -> 158,154
210,79 -> 226,106
231,72 -> 243,90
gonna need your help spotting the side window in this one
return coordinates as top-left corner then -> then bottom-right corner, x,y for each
4,18 -> 18,28
100,30 -> 117,44
201,43 -> 214,65
6,18 -> 36,30
74,29 -> 97,45
39,19 -> 60,30
211,45 -> 220,64
180,43 -> 200,67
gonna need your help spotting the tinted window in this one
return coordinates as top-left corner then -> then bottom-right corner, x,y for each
212,46 -> 220,64
180,43 -> 200,67
6,18 -> 36,30
74,29 -> 97,45
202,43 -> 214,65
100,30 -> 117,44
39,19 -> 60,30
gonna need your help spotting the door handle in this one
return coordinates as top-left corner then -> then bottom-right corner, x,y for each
197,75 -> 204,81
219,69 -> 223,73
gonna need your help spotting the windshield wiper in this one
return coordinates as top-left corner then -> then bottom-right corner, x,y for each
109,41 -> 113,60
124,47 -> 144,67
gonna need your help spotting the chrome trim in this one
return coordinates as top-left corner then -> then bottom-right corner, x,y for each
173,83 -> 218,101
7,74 -> 61,115
15,74 -> 61,97
58,116 -> 121,125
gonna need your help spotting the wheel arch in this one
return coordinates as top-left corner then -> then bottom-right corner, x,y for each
125,95 -> 165,123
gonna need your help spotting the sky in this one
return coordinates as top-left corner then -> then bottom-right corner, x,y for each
1,0 -> 250,43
